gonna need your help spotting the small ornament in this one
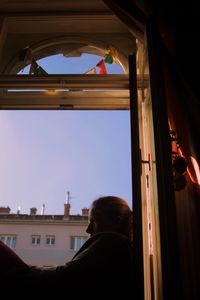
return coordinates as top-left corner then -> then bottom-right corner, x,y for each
104,46 -> 119,64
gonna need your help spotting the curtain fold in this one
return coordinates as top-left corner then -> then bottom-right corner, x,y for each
163,49 -> 200,299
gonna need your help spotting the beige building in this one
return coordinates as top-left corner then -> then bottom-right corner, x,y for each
0,204 -> 89,267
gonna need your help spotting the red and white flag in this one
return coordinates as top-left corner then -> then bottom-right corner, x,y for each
96,59 -> 107,74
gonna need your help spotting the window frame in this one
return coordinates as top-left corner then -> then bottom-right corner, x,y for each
0,235 -> 17,249
46,235 -> 56,246
31,235 -> 41,245
70,236 -> 88,251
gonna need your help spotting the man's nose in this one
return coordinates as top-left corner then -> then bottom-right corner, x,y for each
86,221 -> 94,235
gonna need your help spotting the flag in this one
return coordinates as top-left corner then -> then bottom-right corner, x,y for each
96,59 -> 107,74
85,67 -> 97,74
36,66 -> 48,75
29,58 -> 48,75
29,58 -> 38,74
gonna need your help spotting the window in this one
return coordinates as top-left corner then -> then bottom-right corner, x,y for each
70,236 -> 88,251
46,235 -> 55,245
0,110 -> 132,216
0,235 -> 17,249
31,235 -> 41,245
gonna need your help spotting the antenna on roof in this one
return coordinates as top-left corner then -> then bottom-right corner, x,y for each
17,206 -> 21,214
66,191 -> 76,204
66,191 -> 70,204
41,203 -> 45,215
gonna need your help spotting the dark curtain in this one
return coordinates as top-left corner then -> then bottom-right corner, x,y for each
103,0 -> 200,299
163,48 -> 200,300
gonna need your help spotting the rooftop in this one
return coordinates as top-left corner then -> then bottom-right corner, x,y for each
0,213 -> 88,221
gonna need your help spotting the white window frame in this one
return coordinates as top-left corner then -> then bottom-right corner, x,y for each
0,235 -> 17,249
31,235 -> 41,245
70,236 -> 88,251
46,235 -> 55,245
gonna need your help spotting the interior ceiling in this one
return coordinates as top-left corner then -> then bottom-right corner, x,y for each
0,0 -> 110,13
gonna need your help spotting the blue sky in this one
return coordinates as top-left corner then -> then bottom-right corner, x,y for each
0,54 -> 132,215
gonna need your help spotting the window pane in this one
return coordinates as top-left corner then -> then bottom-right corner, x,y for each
6,237 -> 11,247
70,237 -> 75,250
76,237 -> 82,251
0,236 -> 5,242
0,110 -> 132,217
12,237 -> 16,249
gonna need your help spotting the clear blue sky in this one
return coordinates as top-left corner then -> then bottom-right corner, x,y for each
0,54 -> 132,215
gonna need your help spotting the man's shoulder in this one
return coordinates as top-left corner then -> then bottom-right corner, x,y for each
86,232 -> 132,247
86,231 -> 131,243
74,231 -> 133,261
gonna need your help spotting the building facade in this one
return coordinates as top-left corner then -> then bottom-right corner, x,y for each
0,205 -> 89,267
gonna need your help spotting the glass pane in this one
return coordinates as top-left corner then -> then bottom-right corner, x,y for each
0,236 -> 5,242
76,238 -> 82,251
70,237 -> 75,250
6,236 -> 11,247
12,237 -> 16,249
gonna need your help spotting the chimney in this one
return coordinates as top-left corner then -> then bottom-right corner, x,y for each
30,207 -> 37,215
82,208 -> 89,217
64,191 -> 71,219
64,203 -> 70,218
0,206 -> 11,214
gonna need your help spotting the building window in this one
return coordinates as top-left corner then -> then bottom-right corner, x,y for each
46,236 -> 55,245
31,235 -> 41,245
70,236 -> 88,251
0,235 -> 17,249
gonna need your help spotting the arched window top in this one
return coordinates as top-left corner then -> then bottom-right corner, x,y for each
6,36 -> 130,74
18,53 -> 125,75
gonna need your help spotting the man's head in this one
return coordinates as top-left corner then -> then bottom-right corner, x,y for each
86,196 -> 132,239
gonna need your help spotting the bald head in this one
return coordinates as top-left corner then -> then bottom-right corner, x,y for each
86,196 -> 132,239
